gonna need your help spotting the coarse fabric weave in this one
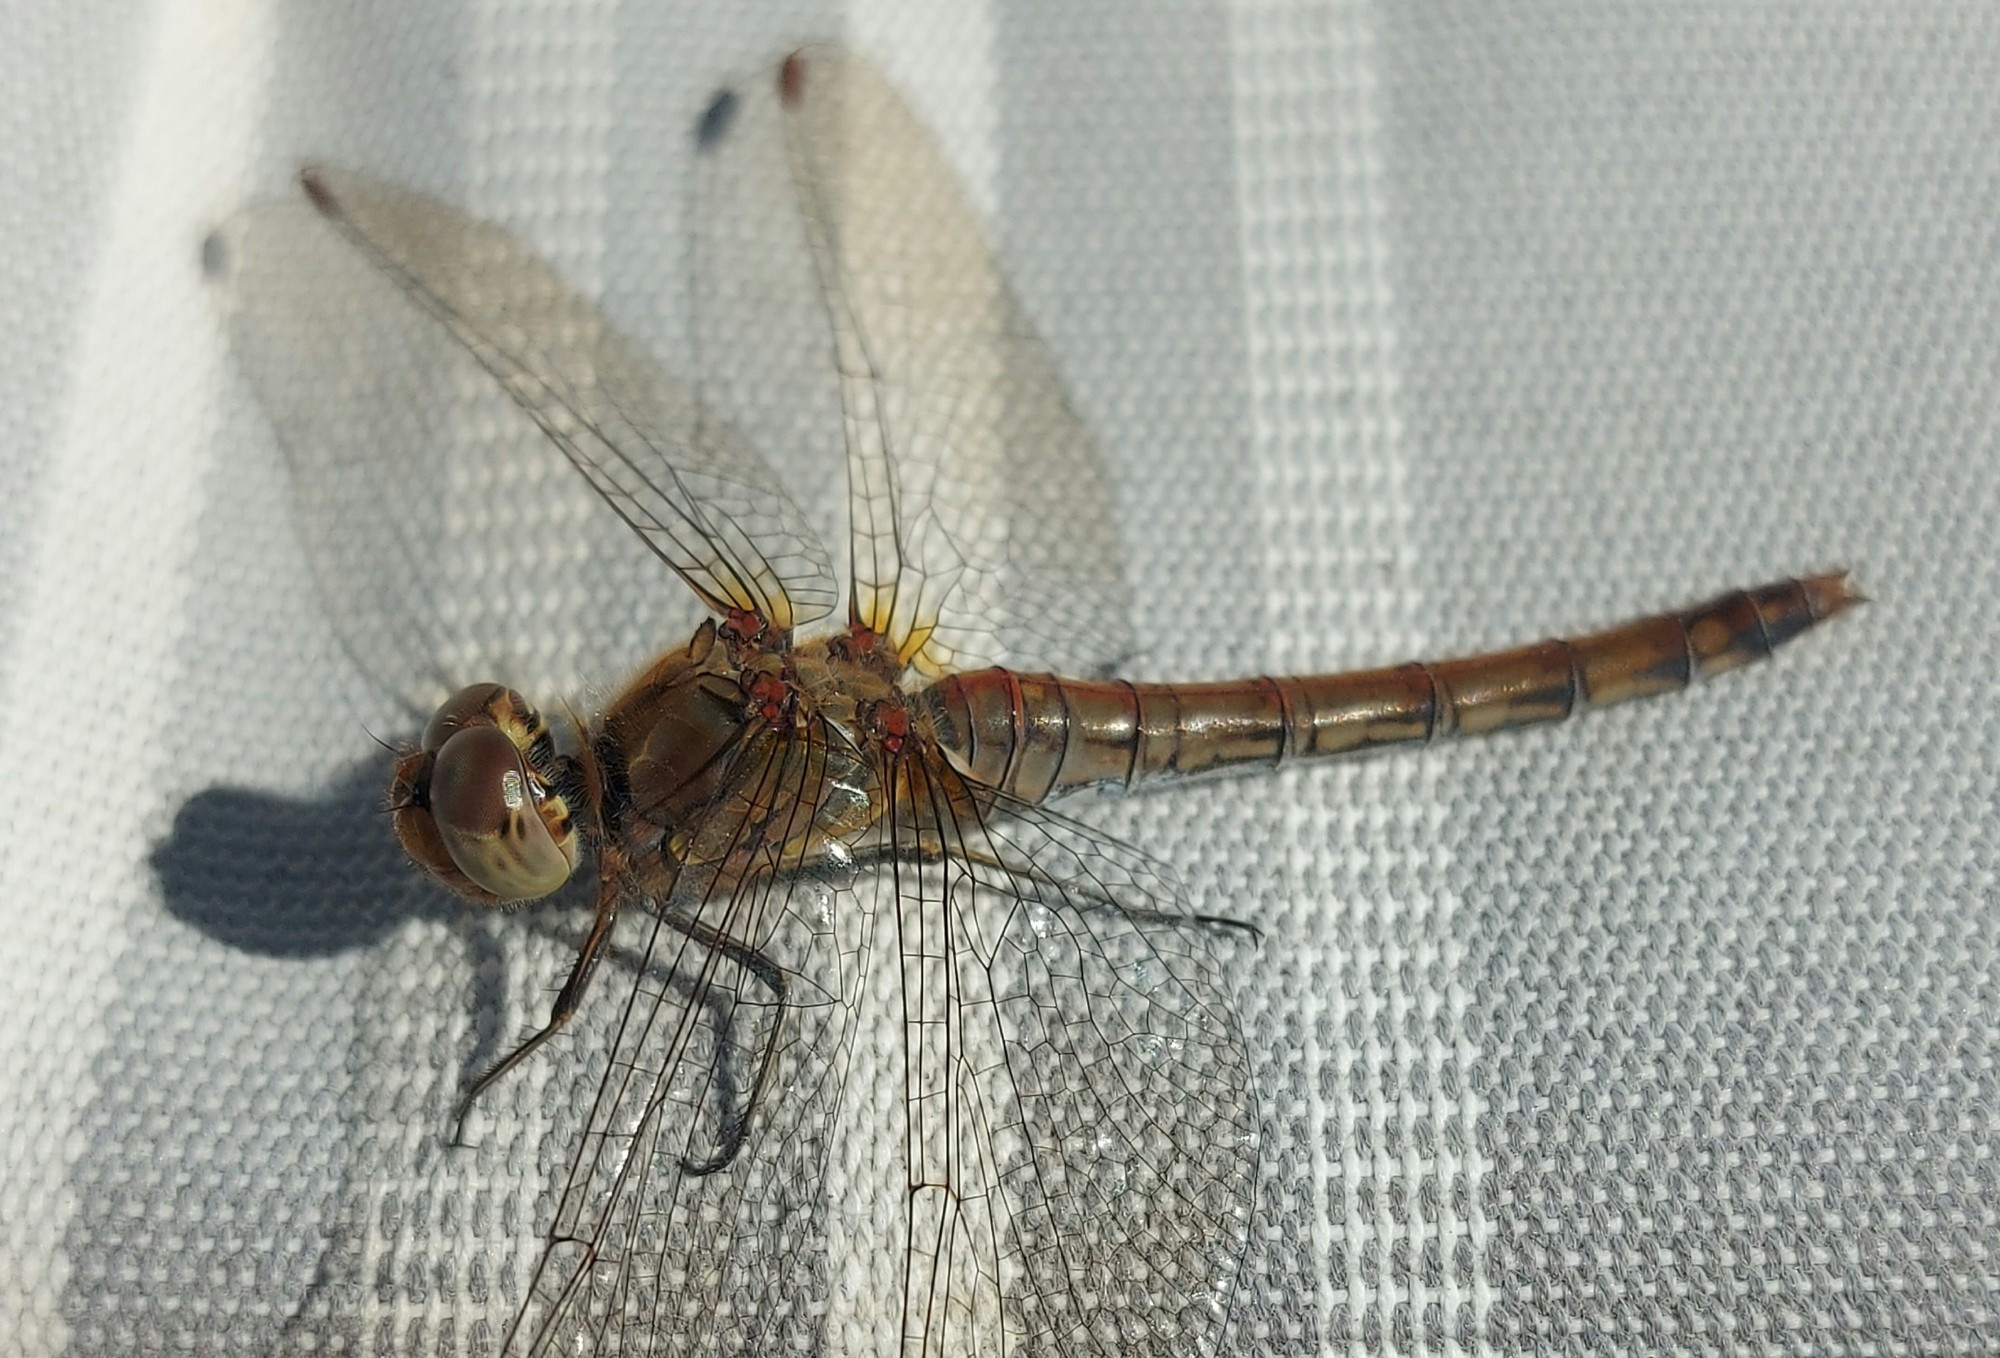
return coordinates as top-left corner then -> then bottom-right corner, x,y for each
1,1 -> 1991,1354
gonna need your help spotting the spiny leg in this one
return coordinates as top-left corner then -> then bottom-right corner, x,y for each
1191,913 -> 1262,944
670,840 -> 1252,1173
449,880 -> 793,1177
673,908 -> 789,1177
451,880 -> 623,1145
940,836 -> 1264,940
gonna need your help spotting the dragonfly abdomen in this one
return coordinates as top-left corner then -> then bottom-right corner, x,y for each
927,572 -> 1860,804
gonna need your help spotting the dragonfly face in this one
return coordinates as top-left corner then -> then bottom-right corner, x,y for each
391,681 -> 583,904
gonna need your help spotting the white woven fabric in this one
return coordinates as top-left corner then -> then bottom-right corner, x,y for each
2,1 -> 1992,1354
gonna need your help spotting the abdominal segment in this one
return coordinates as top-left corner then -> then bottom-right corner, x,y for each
925,572 -> 1861,805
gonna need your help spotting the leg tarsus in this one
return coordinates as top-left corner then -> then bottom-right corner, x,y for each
1192,911 -> 1262,945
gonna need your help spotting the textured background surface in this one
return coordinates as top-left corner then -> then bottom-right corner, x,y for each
2,1 -> 1994,1354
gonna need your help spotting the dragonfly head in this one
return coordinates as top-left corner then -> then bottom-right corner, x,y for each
390,683 -> 582,904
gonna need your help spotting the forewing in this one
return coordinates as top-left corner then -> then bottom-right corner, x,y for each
703,46 -> 1135,677
212,170 -> 836,716
216,192 -> 643,714
688,74 -> 849,603
299,166 -> 840,633
879,752 -> 1258,1356
507,718 -> 876,1356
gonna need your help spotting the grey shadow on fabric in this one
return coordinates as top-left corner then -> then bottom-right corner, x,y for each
145,758 -> 767,1351
153,759 -> 435,961
142,761 -> 512,1350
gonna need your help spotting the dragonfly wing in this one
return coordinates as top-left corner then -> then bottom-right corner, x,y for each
879,751 -> 1258,1356
296,165 -> 839,634
214,192 -> 626,715
700,46 -> 1135,677
214,169 -> 837,713
506,717 -> 876,1356
688,71 -> 850,603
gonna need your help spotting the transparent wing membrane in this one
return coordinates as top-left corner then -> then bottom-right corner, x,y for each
699,47 -> 1136,676
216,44 -> 1263,1358
881,756 -> 1256,1355
219,166 -> 837,670
212,193 -> 682,714
512,720 -> 877,1356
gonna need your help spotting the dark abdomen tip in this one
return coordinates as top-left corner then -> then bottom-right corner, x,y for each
1801,569 -> 1866,620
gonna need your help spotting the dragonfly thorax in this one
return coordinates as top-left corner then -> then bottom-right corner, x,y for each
390,682 -> 582,904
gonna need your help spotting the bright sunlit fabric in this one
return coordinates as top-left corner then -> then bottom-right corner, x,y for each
0,2 -> 1992,1354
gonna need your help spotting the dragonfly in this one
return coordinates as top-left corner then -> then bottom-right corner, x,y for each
210,44 -> 1858,1358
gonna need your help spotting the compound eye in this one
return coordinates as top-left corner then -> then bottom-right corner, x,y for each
428,723 -> 576,901
423,683 -> 510,753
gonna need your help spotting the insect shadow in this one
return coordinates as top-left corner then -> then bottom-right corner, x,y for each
151,758 -> 754,1132
150,757 -> 783,1349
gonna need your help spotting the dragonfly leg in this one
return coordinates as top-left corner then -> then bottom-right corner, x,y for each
1191,912 -> 1263,944
1060,900 -> 1261,943
450,883 -> 622,1145
448,872 -> 789,1171
666,908 -> 789,1177
936,837 -> 1265,942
